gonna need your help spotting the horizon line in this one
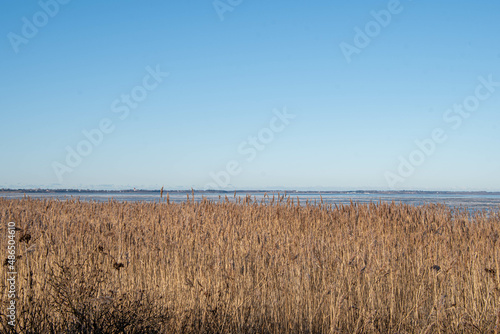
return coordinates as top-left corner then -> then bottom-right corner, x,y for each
2,188 -> 500,194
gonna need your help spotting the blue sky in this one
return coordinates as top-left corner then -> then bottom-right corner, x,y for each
1,0 -> 499,191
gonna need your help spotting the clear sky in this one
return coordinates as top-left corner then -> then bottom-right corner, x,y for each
1,0 -> 499,191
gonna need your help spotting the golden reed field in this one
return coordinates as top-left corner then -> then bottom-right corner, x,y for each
1,196 -> 499,333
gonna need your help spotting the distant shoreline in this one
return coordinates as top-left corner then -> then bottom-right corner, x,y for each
1,188 -> 500,196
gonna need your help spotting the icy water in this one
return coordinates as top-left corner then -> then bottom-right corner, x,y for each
2,191 -> 500,211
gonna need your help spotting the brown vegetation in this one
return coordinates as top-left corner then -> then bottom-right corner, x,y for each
0,196 -> 499,333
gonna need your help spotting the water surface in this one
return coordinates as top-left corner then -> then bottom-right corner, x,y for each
2,191 -> 500,211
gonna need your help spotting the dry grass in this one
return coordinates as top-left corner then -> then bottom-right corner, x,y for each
0,196 -> 499,333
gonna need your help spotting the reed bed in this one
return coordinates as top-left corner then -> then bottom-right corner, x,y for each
0,196 -> 499,333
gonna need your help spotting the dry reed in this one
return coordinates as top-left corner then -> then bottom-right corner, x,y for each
0,197 -> 499,333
